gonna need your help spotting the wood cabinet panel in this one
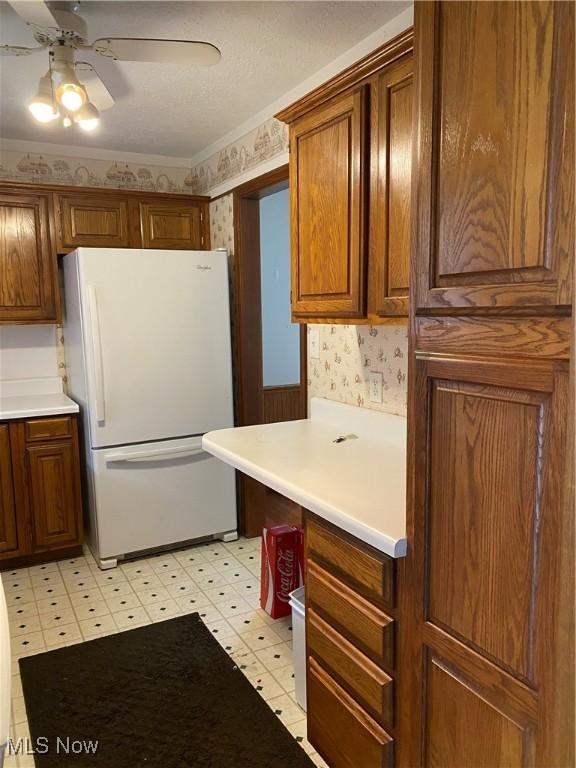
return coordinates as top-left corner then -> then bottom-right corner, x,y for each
290,88 -> 367,318
307,560 -> 394,668
307,515 -> 394,607
308,657 -> 394,768
0,191 -> 58,323
371,55 -> 413,318
427,376 -> 546,680
398,350 -> 570,765
140,202 -> 206,249
56,194 -> 131,250
425,657 -> 527,767
27,440 -> 81,550
0,425 -> 20,557
412,0 -> 574,312
308,608 -> 394,728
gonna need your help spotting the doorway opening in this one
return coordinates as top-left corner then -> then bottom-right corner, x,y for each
233,164 -> 307,537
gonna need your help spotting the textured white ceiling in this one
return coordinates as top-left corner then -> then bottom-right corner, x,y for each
0,1 -> 410,157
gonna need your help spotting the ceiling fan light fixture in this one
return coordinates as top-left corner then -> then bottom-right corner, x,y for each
28,72 -> 59,123
55,67 -> 86,112
74,101 -> 100,132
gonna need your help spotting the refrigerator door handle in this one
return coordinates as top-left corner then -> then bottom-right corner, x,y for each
105,444 -> 205,464
87,285 -> 106,425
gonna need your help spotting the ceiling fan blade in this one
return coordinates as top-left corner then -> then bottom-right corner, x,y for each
0,44 -> 43,56
7,1 -> 58,29
92,38 -> 221,66
75,62 -> 115,111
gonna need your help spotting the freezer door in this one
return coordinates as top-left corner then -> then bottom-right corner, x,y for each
90,436 -> 237,561
76,248 -> 234,448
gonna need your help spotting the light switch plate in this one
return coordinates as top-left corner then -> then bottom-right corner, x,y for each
368,371 -> 383,403
309,328 -> 320,359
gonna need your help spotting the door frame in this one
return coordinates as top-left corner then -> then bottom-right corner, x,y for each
232,164 -> 307,535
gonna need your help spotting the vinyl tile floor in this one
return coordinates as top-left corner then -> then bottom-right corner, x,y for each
2,537 -> 328,768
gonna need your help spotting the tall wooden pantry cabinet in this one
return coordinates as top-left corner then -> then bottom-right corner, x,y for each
398,2 -> 574,767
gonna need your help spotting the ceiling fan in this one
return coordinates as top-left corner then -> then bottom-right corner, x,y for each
1,0 -> 221,132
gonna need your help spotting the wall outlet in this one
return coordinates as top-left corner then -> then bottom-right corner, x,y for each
309,328 -> 320,359
368,371 -> 383,403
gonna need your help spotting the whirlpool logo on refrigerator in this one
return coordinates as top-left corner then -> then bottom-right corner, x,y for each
196,265 -> 212,271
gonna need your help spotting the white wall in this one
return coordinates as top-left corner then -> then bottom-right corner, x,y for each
0,325 -> 59,381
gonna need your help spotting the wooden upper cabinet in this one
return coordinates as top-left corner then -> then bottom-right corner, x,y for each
290,88 -> 368,319
370,54 -> 413,319
0,424 -> 21,558
55,193 -> 131,251
277,29 -> 414,323
413,1 -> 574,313
0,190 -> 59,323
140,201 -> 206,249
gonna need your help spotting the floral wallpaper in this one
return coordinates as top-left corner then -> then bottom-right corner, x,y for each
187,118 -> 289,195
209,194 -> 235,255
308,324 -> 408,417
0,148 -> 194,193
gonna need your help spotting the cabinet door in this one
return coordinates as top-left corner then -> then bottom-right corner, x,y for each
56,193 -> 131,250
401,355 -> 570,767
370,55 -> 413,319
0,191 -> 59,322
26,440 -> 82,551
140,201 -> 206,249
0,425 -> 21,558
290,88 -> 368,319
412,1 -> 573,312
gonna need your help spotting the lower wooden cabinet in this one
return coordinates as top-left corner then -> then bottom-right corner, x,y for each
305,512 -> 396,767
308,657 -> 394,768
0,415 -> 83,567
0,424 -> 20,556
27,440 -> 81,550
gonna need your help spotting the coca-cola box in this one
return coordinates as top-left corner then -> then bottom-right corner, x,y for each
260,524 -> 302,619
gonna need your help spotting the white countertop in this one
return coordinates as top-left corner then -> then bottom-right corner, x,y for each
203,398 -> 407,558
0,377 -> 79,420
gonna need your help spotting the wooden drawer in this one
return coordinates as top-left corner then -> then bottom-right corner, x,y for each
25,417 -> 73,443
308,657 -> 394,768
307,560 -> 394,668
307,515 -> 395,607
308,608 -> 394,728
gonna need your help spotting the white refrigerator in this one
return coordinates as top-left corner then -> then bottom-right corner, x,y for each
63,247 -> 237,568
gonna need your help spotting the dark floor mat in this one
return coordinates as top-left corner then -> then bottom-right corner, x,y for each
20,612 -> 314,768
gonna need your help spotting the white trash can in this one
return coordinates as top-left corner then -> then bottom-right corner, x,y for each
289,586 -> 306,711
